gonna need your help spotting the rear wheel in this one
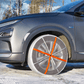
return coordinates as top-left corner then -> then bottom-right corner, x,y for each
28,34 -> 68,75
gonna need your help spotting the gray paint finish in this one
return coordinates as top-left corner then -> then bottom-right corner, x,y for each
0,0 -> 84,63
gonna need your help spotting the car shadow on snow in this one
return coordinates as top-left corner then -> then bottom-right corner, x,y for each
61,62 -> 84,74
6,64 -> 31,70
6,62 -> 84,74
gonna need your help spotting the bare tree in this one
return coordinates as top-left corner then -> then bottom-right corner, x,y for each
42,0 -> 45,12
45,0 -> 48,12
51,0 -> 56,12
71,0 -> 76,2
15,0 -> 23,16
0,4 -> 1,10
62,0 -> 64,6
29,0 -> 45,14
9,0 -> 11,11
47,0 -> 56,12
29,0 -> 56,13
0,3 -> 2,18
16,0 -> 18,15
27,4 -> 30,14
18,0 -> 22,15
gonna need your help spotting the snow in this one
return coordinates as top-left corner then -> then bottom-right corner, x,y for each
0,62 -> 84,84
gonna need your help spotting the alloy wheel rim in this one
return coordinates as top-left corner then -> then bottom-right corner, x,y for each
32,35 -> 67,75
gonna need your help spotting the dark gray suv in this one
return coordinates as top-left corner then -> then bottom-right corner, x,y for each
0,0 -> 84,75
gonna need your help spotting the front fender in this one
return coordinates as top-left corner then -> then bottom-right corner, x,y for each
22,25 -> 76,62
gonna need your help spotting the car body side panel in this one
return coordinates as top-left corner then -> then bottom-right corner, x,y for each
73,15 -> 84,61
74,16 -> 84,52
22,13 -> 76,61
0,13 -> 76,63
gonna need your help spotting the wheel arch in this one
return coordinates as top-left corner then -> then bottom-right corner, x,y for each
23,26 -> 76,64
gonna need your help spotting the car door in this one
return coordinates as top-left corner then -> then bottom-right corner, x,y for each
74,4 -> 84,60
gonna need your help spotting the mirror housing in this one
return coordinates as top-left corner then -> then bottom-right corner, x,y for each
74,6 -> 84,16
74,11 -> 81,16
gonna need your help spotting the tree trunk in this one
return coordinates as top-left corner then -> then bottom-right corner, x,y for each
16,0 -> 18,16
62,0 -> 64,6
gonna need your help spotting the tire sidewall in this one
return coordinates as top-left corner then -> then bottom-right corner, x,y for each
28,34 -> 68,75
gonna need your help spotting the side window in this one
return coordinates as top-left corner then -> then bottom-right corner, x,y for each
75,4 -> 84,11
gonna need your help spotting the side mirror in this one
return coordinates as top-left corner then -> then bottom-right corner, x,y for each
74,11 -> 81,16
74,6 -> 84,16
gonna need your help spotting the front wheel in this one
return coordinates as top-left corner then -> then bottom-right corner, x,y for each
28,34 -> 68,75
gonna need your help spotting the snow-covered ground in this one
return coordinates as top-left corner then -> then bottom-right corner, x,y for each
0,62 -> 84,84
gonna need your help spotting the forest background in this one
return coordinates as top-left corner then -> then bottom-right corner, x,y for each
0,0 -> 77,20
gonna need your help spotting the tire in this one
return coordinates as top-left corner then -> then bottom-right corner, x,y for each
28,34 -> 68,75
